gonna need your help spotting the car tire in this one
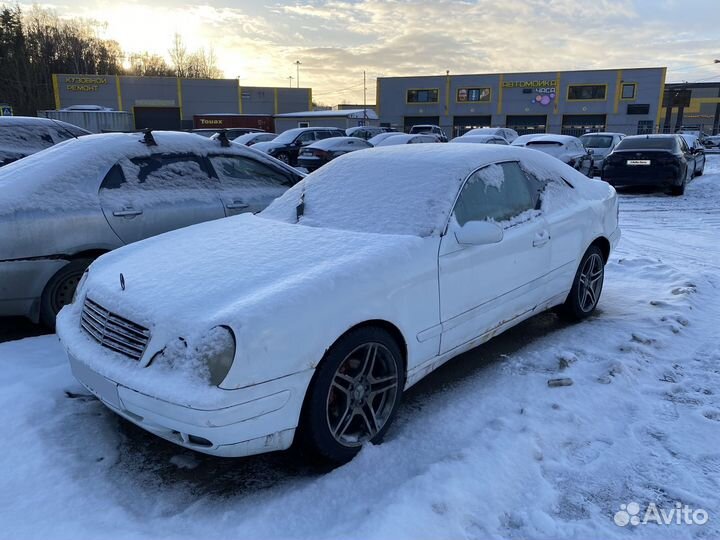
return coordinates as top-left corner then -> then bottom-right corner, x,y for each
557,245 -> 605,321
39,258 -> 92,329
298,326 -> 405,464
670,179 -> 686,196
695,166 -> 703,177
275,152 -> 290,165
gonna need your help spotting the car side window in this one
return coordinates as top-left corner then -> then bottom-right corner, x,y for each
124,154 -> 213,186
453,162 -> 536,226
297,131 -> 315,144
99,163 -> 127,190
209,155 -> 295,187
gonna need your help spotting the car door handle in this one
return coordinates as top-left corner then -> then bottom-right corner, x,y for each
533,230 -> 550,247
226,201 -> 249,210
112,208 -> 143,217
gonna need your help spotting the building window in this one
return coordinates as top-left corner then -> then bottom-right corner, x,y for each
567,84 -> 607,101
456,87 -> 491,103
637,120 -> 654,135
627,104 -> 650,115
406,89 -> 439,104
621,83 -> 636,100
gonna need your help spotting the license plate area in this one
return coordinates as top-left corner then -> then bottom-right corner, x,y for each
69,355 -> 122,410
627,159 -> 651,165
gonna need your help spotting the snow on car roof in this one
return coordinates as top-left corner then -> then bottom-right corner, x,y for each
0,131 -> 291,215
308,136 -> 369,150
261,144 -> 566,237
526,134 -> 579,145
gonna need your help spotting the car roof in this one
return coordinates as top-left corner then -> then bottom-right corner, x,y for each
580,132 -> 624,137
0,116 -> 72,127
453,134 -> 499,142
526,134 -> 580,144
308,136 -> 369,149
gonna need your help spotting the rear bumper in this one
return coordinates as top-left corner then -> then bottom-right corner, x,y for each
68,352 -> 313,457
297,157 -> 327,170
0,259 -> 67,321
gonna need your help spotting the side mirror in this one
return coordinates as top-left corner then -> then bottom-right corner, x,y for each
454,220 -> 503,246
587,148 -> 594,155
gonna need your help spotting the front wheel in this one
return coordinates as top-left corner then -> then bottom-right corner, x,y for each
275,152 -> 290,164
298,327 -> 404,463
558,246 -> 605,321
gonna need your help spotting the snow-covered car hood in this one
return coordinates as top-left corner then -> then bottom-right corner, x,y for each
64,213 -> 422,339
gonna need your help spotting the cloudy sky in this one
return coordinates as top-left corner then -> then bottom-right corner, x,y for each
21,0 -> 720,105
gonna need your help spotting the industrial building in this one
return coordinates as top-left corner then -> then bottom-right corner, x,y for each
376,67 -> 668,137
660,82 -> 720,135
273,109 -> 378,132
51,74 -> 312,131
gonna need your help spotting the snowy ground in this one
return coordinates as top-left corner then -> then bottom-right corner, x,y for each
2,157 -> 719,540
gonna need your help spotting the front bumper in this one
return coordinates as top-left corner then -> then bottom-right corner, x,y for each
68,353 -> 313,458
0,259 -> 68,321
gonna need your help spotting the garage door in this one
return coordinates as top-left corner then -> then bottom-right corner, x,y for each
404,116 -> 440,133
453,115 -> 492,137
506,115 -> 547,135
134,107 -> 182,131
561,114 -> 606,137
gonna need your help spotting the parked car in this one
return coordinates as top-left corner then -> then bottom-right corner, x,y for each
297,137 -> 372,171
525,135 -> 594,177
0,131 -> 303,327
373,133 -> 440,146
601,134 -> 695,195
233,132 -> 277,147
703,135 -> 720,148
253,127 -> 346,166
192,128 -> 264,139
0,116 -> 89,167
345,126 -> 386,140
579,132 -> 625,176
57,144 -> 619,464
679,134 -> 706,176
510,133 -> 545,147
450,134 -> 509,145
464,127 -> 519,143
409,124 -> 448,142
367,132 -> 405,146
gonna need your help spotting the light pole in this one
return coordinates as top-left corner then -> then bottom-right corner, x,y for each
288,75 -> 293,88
295,60 -> 301,88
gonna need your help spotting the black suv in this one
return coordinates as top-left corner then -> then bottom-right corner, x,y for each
252,127 -> 346,166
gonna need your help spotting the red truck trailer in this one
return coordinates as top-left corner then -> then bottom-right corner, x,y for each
192,114 -> 274,132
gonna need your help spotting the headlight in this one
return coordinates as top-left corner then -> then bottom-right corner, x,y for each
149,326 -> 236,387
194,326 -> 236,386
72,269 -> 89,305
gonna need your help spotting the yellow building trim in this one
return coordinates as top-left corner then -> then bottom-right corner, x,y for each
115,75 -> 123,111
655,67 -> 667,131
176,78 -> 183,120
238,85 -> 243,114
52,74 -> 61,110
566,83 -> 609,102
308,88 -> 313,111
274,88 -> 278,114
613,70 -> 623,114
553,72 -> 561,114
497,74 -> 504,114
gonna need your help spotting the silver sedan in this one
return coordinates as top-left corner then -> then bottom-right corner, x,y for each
0,130 -> 302,327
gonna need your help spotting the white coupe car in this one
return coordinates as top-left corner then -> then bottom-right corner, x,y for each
57,145 -> 620,463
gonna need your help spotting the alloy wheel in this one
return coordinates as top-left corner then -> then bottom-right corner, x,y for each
326,342 -> 400,447
577,253 -> 604,312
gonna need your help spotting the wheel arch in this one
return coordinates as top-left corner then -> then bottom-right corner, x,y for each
589,236 -> 610,263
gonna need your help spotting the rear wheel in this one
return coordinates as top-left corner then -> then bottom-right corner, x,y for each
558,246 -> 605,321
275,152 -> 290,165
39,259 -> 92,329
299,327 -> 404,463
670,179 -> 685,196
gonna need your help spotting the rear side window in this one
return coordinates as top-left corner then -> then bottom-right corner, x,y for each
454,162 -> 536,225
615,137 -> 676,151
580,135 -> 613,148
128,154 -> 213,185
0,124 -> 54,151
209,155 -> 295,187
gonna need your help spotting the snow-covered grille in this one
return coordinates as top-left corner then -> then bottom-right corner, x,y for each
80,298 -> 150,361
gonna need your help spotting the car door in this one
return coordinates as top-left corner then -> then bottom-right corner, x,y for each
693,140 -> 706,172
678,137 -> 695,178
208,154 -> 296,215
438,161 -> 551,354
98,154 -> 226,244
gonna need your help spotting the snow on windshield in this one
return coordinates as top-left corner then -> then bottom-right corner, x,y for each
260,146 -> 480,236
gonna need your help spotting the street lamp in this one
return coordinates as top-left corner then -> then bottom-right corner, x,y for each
295,60 -> 301,88
288,75 -> 293,88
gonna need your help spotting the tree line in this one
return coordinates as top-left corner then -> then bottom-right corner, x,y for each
0,4 -> 222,116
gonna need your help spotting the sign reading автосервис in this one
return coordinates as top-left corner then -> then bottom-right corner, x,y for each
65,76 -> 108,92
503,80 -> 558,88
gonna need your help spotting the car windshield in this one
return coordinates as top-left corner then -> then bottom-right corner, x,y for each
616,138 -> 676,150
580,135 -> 613,148
272,129 -> 305,144
260,148 -> 471,237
